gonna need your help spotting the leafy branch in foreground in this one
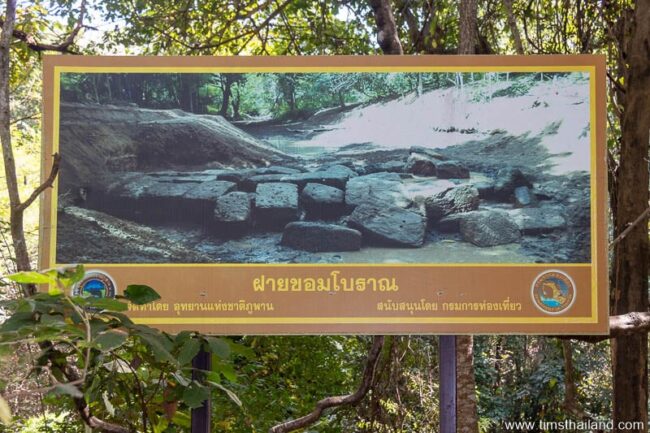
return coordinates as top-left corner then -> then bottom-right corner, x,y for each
0,266 -> 243,432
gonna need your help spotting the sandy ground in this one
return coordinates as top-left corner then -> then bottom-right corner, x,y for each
294,74 -> 591,175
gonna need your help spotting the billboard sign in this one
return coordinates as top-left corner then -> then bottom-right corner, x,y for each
40,55 -> 608,334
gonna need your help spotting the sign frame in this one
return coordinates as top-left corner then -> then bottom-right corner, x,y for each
40,55 -> 608,335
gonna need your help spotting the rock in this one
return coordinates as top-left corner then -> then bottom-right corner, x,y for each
566,195 -> 590,229
507,207 -> 566,234
459,211 -> 521,247
435,161 -> 470,179
405,153 -> 437,176
348,203 -> 426,247
493,167 -> 532,199
184,180 -> 236,200
241,174 -> 288,192
345,172 -> 411,209
254,182 -> 299,229
217,170 -> 254,184
301,183 -> 346,220
425,185 -> 480,222
256,166 -> 303,175
513,186 -> 534,207
365,160 -> 406,174
437,213 -> 466,233
281,222 -> 362,252
284,166 -> 355,190
409,146 -> 447,161
214,191 -> 252,235
316,164 -> 359,178
403,178 -> 456,202
106,177 -> 236,225
473,180 -> 496,199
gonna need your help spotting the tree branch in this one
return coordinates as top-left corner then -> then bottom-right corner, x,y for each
15,153 -> 61,213
269,336 -> 385,433
609,204 -> 650,249
559,312 -> 650,343
0,0 -> 86,53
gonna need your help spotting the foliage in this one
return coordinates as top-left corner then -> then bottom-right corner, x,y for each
0,0 -> 642,431
0,266 -> 243,431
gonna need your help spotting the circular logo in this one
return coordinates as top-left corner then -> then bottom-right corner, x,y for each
73,270 -> 116,299
531,270 -> 575,315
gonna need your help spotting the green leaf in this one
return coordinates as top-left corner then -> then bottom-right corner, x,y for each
208,381 -> 242,407
86,297 -> 128,312
213,361 -> 237,383
95,330 -> 128,351
52,383 -> 83,399
7,271 -> 54,285
139,333 -> 176,365
205,337 -> 230,359
0,394 -> 12,425
124,285 -> 160,305
182,382 -> 210,409
177,338 -> 201,366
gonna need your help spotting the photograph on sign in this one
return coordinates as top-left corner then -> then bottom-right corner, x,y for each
40,56 -> 607,334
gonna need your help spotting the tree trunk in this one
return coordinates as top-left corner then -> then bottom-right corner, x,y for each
503,0 -> 524,54
220,75 -> 233,118
0,0 -> 34,295
456,336 -> 479,433
369,0 -> 403,54
458,0 -> 477,54
455,3 -> 480,432
561,340 -> 583,417
612,1 -> 650,431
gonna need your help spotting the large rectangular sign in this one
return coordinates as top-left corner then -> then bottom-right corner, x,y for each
40,55 -> 608,334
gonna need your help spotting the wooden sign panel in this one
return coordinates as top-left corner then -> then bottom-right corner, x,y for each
40,55 -> 608,334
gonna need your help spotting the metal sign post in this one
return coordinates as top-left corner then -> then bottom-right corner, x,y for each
439,335 -> 457,433
191,347 -> 212,433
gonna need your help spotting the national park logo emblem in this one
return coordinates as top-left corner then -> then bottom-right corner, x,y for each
531,270 -> 575,315
73,270 -> 117,299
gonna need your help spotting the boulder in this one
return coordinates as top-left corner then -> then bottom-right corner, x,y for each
425,185 -> 480,222
459,211 -> 521,247
405,153 -> 437,176
435,161 -> 470,179
348,203 -> 426,247
409,146 -> 447,161
99,176 -> 238,225
281,222 -> 362,252
345,172 -> 411,209
217,170 -> 255,184
254,182 -> 299,229
300,183 -> 346,220
493,167 -> 532,199
256,166 -> 303,175
213,191 -> 252,236
241,174 -> 287,192
436,213 -> 466,233
365,160 -> 406,174
184,180 -> 236,200
403,178 -> 456,202
473,180 -> 496,199
513,186 -> 534,207
507,207 -> 567,234
284,165 -> 355,190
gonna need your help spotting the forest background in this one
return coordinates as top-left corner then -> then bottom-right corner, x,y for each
0,1 -> 648,433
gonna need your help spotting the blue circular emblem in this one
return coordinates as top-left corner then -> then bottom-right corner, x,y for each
73,270 -> 117,299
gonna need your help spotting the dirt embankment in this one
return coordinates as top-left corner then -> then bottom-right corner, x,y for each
57,103 -> 290,194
